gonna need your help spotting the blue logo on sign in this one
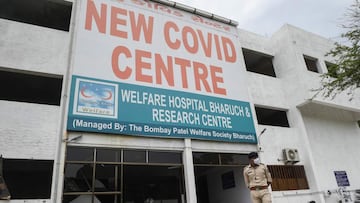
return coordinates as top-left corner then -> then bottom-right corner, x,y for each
74,79 -> 118,118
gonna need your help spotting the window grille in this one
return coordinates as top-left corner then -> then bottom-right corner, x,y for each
268,165 -> 309,191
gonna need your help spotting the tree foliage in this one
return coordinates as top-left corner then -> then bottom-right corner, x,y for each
320,0 -> 360,99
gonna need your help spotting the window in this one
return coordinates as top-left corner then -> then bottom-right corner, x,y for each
64,147 -> 184,203
221,171 -> 235,189
148,151 -> 182,164
193,152 -> 219,165
325,61 -> 339,78
0,70 -> 63,105
304,55 -> 320,73
268,165 -> 309,191
66,147 -> 94,162
242,48 -> 277,77
325,61 -> 336,70
2,159 -> 53,199
97,148 -> 121,163
123,149 -> 146,163
64,147 -> 122,202
124,150 -> 182,164
0,0 -> 72,31
220,153 -> 247,165
255,107 -> 290,127
193,152 -> 247,165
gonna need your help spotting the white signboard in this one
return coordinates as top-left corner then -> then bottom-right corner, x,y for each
67,0 -> 257,143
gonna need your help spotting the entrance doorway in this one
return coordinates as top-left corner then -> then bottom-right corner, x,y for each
193,152 -> 251,203
124,165 -> 184,203
62,147 -> 185,203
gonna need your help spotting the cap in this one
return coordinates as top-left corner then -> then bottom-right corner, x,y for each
248,152 -> 258,159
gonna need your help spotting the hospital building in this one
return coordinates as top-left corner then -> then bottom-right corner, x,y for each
0,0 -> 360,202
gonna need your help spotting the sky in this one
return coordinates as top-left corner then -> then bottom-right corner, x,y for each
173,0 -> 354,40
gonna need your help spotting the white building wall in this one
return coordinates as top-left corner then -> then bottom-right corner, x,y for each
0,19 -> 70,160
237,24 -> 360,203
0,19 -> 70,76
239,25 -> 314,168
268,35 -> 313,182
0,3 -> 360,203
301,106 -> 360,191
270,24 -> 360,203
0,101 -> 60,160
0,18 -> 70,203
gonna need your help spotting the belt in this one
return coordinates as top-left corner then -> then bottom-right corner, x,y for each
250,186 -> 268,191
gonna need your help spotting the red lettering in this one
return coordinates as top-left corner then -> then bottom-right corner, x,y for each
210,66 -> 226,95
214,34 -> 223,61
191,15 -> 231,32
131,0 -> 183,17
135,49 -> 152,83
222,37 -> 236,63
112,46 -> 132,79
110,6 -> 128,38
85,0 -> 107,33
155,54 -> 174,86
182,26 -> 199,54
163,21 -> 235,63
197,29 -> 212,57
86,2 -> 155,43
129,11 -> 154,44
154,3 -> 173,14
193,62 -> 211,93
112,46 -> 227,96
131,0 -> 146,6
172,10 -> 183,17
164,21 -> 181,50
174,58 -> 191,88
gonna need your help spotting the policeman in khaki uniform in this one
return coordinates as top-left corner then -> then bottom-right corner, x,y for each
243,152 -> 272,203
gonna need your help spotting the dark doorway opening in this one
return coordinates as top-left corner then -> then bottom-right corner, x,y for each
195,174 -> 209,203
193,152 -> 250,203
123,165 -> 184,203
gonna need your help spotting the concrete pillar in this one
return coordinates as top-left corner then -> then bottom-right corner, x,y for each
183,139 -> 197,203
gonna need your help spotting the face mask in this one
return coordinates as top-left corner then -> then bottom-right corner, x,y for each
253,158 -> 261,165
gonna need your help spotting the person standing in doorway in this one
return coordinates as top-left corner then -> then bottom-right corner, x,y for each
243,152 -> 272,203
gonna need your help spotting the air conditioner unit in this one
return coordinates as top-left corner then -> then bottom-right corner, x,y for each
283,148 -> 300,164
